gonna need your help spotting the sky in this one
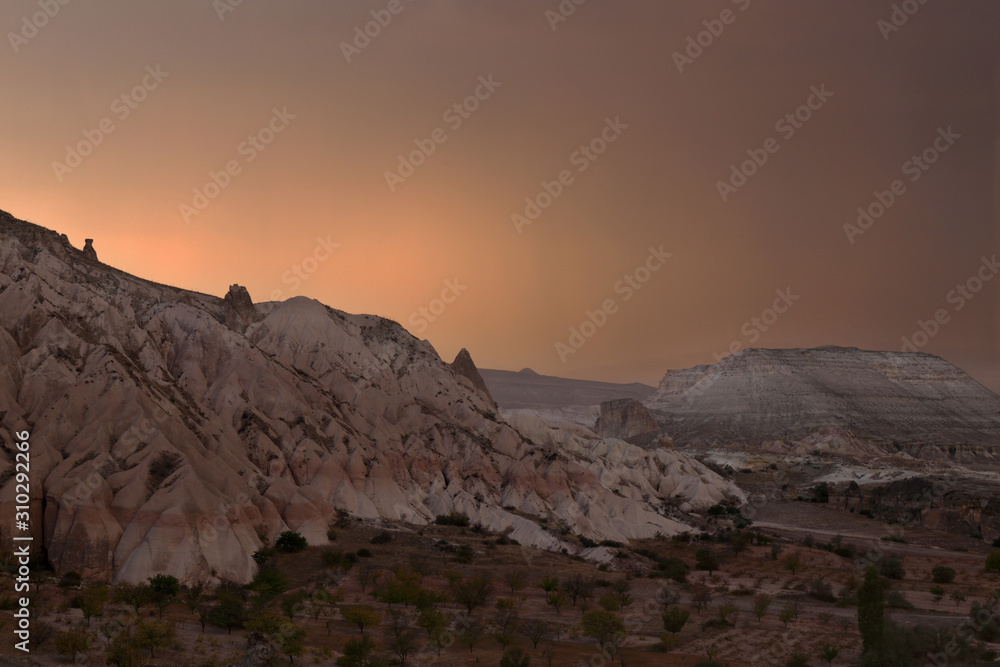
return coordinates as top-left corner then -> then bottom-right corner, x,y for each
2,0 -> 998,390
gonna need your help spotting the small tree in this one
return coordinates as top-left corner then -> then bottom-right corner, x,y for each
341,605 -> 382,635
133,619 -> 174,659
986,551 -> 1000,572
246,606 -> 284,635
931,566 -> 956,584
148,574 -> 181,597
662,606 -> 689,635
457,614 -> 486,653
782,552 -> 802,575
500,647 -> 531,667
857,566 -> 885,654
54,629 -> 90,659
384,610 -> 420,667
450,574 -> 493,614
819,643 -> 839,667
691,584 -> 712,613
696,548 -> 719,574
210,590 -> 246,634
519,619 -> 552,649
336,635 -> 377,667
357,564 -> 381,593
276,620 -> 307,663
77,585 -> 110,626
182,581 -> 206,616
562,574 -> 594,607
275,530 -> 308,553
505,570 -> 527,595
114,582 -> 152,614
581,609 -> 626,659
540,576 -> 559,592
879,555 -> 905,580
752,593 -> 771,622
252,566 -> 289,602
546,591 -> 567,614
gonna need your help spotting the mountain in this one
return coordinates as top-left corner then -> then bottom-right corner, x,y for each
645,346 -> 1000,459
479,367 -> 656,427
479,368 -> 656,409
0,210 -> 738,584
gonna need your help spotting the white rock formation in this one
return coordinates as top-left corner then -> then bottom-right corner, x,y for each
0,211 -> 740,584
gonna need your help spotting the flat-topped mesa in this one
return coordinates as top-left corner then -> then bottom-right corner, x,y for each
223,284 -> 260,332
644,346 -> 1000,455
595,398 -> 659,440
450,348 -> 496,408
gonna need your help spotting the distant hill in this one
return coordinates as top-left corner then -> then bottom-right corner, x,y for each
646,346 -> 1000,458
480,368 -> 656,409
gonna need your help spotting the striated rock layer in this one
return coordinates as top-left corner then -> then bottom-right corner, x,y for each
0,210 -> 740,584
594,398 -> 659,441
646,346 -> 1000,459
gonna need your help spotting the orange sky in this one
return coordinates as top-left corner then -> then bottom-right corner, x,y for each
2,1 -> 998,390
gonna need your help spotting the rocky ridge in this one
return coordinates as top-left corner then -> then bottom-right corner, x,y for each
0,210 -> 740,584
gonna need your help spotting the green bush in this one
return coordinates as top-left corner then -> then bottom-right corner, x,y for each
370,531 -> 393,544
931,566 -> 956,584
274,531 -> 308,553
986,551 -> 1000,572
435,512 -> 470,527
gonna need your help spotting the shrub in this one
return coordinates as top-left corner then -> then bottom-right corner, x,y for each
811,483 -> 830,503
435,512 -> 470,527
370,531 -> 393,545
455,545 -> 474,564
275,531 -> 308,553
657,556 -> 689,583
579,536 -> 598,548
149,574 -> 181,597
327,529 -> 337,541
58,571 -> 82,588
54,629 -> 90,657
880,555 -> 906,580
986,552 -> 1000,572
931,566 -> 956,584
808,578 -> 836,603
356,548 -> 373,558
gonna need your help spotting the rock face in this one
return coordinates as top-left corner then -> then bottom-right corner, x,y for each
0,209 -> 740,584
594,398 -> 659,440
223,284 -> 260,332
646,346 -> 1000,459
83,238 -> 98,262
480,367 -> 656,427
449,348 -> 495,408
